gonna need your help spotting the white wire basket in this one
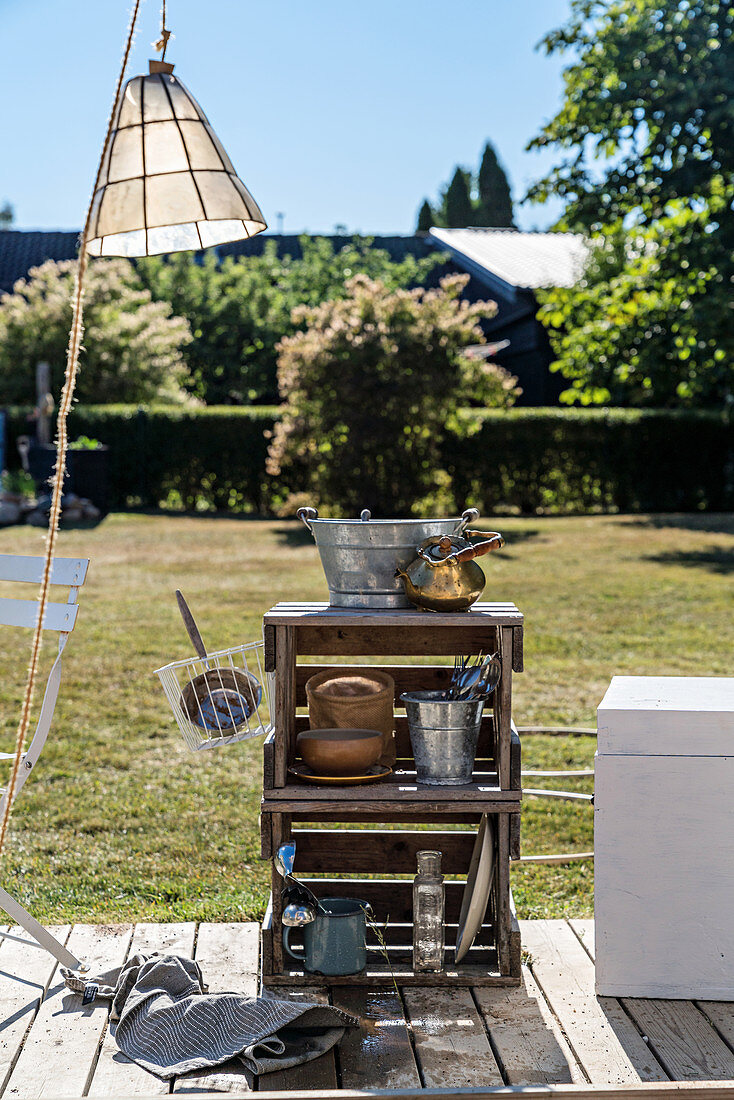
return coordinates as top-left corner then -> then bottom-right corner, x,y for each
155,639 -> 273,751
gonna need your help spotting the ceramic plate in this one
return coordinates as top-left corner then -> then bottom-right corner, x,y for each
455,814 -> 495,963
288,762 -> 392,786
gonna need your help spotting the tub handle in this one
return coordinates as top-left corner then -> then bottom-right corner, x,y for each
297,507 -> 318,534
456,508 -> 480,534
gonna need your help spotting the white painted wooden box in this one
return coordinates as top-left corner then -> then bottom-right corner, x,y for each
595,676 -> 734,999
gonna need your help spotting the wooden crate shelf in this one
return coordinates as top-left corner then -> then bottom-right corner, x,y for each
263,601 -> 524,792
259,601 -> 524,988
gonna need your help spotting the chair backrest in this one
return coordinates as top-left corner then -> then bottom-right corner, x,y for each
0,555 -> 89,635
0,553 -> 91,971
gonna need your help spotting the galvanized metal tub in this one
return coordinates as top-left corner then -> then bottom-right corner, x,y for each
296,507 -> 478,609
401,690 -> 484,785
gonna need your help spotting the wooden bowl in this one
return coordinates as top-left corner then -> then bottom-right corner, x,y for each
296,728 -> 383,777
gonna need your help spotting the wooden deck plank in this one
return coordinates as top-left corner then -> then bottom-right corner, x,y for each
567,918 -> 734,1081
173,922 -> 260,1094
0,925 -> 71,1095
88,922 -> 196,1097
520,920 -> 668,1084
257,987 -> 337,1092
331,988 -> 421,1090
4,924 -> 132,1100
697,1001 -> 734,1053
622,1001 -> 734,1081
570,918 -> 595,959
403,986 -> 503,1088
474,966 -> 586,1085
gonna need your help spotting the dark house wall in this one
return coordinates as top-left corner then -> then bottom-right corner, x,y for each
439,267 -> 562,407
0,230 -> 80,294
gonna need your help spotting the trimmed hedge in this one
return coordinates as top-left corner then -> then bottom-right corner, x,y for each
4,406 -> 279,513
3,405 -> 732,514
447,409 -> 734,514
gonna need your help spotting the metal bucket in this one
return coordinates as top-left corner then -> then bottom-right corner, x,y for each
297,507 -> 479,608
402,690 -> 484,785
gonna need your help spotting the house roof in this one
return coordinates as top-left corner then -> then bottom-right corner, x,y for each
0,228 -> 586,299
428,227 -> 588,291
0,231 -> 437,294
0,230 -> 80,293
217,233 -> 436,264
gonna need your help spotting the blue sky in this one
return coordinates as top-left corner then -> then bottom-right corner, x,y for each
0,0 -> 572,235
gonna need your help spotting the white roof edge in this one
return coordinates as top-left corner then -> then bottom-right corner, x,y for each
428,226 -> 589,290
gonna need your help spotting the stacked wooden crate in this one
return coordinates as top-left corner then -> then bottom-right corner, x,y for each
260,601 -> 523,986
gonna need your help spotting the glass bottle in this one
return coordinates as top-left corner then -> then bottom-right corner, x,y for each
413,850 -> 444,972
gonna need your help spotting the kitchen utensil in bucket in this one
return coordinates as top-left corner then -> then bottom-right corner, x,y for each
450,652 -> 502,700
296,506 -> 480,608
154,593 -> 272,751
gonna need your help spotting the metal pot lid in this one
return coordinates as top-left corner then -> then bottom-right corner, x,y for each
418,534 -> 465,562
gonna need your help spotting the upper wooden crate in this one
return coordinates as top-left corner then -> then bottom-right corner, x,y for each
262,601 -> 524,796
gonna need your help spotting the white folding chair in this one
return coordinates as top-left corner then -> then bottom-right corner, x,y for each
0,553 -> 90,970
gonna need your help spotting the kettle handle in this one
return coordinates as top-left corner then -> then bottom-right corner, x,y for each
297,506 -> 319,535
455,508 -> 480,535
442,530 -> 504,564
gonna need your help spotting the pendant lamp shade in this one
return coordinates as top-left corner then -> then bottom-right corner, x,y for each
86,62 -> 267,257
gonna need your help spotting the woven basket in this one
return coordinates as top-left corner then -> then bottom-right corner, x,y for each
305,667 -> 396,766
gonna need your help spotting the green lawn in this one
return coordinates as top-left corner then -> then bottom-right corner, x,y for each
0,512 -> 730,923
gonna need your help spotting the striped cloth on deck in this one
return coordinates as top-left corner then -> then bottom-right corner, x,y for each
62,952 -> 356,1080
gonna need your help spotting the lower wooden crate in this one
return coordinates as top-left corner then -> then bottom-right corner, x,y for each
261,900 -> 519,987
260,811 -> 521,987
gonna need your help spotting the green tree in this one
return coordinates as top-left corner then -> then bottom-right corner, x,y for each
528,0 -> 734,408
418,143 -> 514,230
0,203 -> 13,230
476,142 -> 514,227
0,259 -> 192,404
538,205 -> 731,407
416,199 -> 434,234
443,168 -> 474,227
268,273 -> 519,515
138,237 -> 443,404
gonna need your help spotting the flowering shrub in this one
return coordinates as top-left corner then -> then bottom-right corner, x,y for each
267,273 -> 519,516
0,259 -> 193,404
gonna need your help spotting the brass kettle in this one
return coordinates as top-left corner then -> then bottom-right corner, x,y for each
396,530 -> 504,612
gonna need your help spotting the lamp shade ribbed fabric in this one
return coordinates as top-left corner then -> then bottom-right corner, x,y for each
86,63 -> 267,257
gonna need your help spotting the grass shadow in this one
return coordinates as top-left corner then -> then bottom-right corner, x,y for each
274,523 -> 314,548
486,526 -> 543,544
497,526 -> 543,559
58,517 -> 107,530
131,508 -> 271,523
645,546 -> 734,575
624,514 -> 734,536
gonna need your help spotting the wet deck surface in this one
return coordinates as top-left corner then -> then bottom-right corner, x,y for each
0,919 -> 733,1096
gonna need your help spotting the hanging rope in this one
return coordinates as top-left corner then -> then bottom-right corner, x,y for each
155,0 -> 171,59
0,0 -> 144,857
